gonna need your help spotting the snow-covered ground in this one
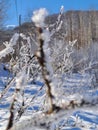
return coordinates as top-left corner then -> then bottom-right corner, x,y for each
0,63 -> 98,130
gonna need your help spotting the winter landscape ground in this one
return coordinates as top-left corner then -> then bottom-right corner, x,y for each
0,7 -> 98,130
1,63 -> 98,130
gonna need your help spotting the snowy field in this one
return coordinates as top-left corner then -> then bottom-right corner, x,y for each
0,63 -> 98,130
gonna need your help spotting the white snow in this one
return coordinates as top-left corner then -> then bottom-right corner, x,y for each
32,8 -> 48,27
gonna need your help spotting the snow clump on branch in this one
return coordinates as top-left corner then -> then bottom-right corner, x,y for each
32,8 -> 48,27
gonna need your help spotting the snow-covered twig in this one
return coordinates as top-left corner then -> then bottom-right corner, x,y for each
32,8 -> 61,114
6,73 -> 26,130
0,33 -> 19,59
0,77 -> 15,100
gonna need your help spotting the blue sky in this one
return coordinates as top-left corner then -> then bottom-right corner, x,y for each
6,0 -> 98,26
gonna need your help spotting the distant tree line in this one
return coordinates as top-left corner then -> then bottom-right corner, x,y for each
45,10 -> 98,48
63,10 -> 98,47
1,8 -> 98,49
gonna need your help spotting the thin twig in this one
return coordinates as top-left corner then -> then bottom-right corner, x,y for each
35,27 -> 55,114
0,77 -> 15,100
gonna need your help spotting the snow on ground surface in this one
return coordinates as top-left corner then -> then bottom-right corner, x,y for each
0,64 -> 98,130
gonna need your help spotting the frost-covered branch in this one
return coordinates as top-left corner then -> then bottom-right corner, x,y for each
4,69 -> 43,130
6,73 -> 26,130
0,77 -> 15,100
32,8 -> 56,113
49,6 -> 64,37
0,33 -> 19,59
